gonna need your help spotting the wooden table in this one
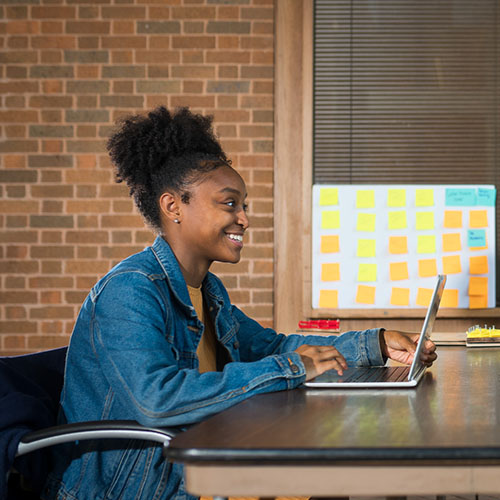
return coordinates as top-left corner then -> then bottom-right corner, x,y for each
166,347 -> 500,498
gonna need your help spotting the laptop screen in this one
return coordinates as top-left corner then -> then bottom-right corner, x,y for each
408,274 -> 447,380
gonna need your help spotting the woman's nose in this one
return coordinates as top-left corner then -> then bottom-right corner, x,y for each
238,208 -> 249,229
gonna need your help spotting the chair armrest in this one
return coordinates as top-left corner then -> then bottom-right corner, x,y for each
16,420 -> 177,457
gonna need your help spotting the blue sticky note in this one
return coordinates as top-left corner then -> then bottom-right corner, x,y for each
477,188 -> 496,207
467,229 -> 486,247
445,188 -> 477,207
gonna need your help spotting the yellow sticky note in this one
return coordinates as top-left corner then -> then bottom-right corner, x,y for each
416,288 -> 433,307
444,210 -> 463,229
441,289 -> 459,308
469,295 -> 487,309
390,261 -> 409,281
469,210 -> 488,228
320,235 -> 340,253
442,233 -> 461,253
391,287 -> 410,306
357,213 -> 376,232
415,188 -> 434,207
356,285 -> 376,304
387,189 -> 406,207
417,235 -> 436,254
321,210 -> 340,229
389,236 -> 408,255
415,212 -> 434,230
319,289 -> 338,308
357,239 -> 376,258
469,276 -> 488,296
469,255 -> 488,275
358,263 -> 377,282
388,211 -> 407,230
321,263 -> 340,281
319,188 -> 338,206
356,190 -> 375,208
442,255 -> 461,275
418,258 -> 437,278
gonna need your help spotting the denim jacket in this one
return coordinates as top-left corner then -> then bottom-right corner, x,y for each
43,236 -> 384,500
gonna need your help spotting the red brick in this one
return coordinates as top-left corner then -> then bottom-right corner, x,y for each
66,21 -> 110,34
32,36 -> 76,49
32,6 -> 76,18
0,322 -> 37,335
65,260 -> 110,275
102,6 -> 146,19
172,36 -> 216,49
6,21 -> 39,35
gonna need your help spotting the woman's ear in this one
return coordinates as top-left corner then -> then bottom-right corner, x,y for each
159,191 -> 182,224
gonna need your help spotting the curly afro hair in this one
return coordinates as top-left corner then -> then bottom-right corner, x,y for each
107,106 -> 230,232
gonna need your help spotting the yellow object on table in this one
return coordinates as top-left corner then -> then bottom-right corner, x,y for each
466,325 -> 500,347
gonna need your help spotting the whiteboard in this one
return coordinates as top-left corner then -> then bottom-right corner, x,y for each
312,185 -> 496,309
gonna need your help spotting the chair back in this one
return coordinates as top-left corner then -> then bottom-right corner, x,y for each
1,347 -> 67,498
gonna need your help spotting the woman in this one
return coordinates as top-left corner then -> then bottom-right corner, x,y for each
43,107 -> 436,500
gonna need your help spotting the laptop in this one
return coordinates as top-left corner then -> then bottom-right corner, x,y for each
304,274 -> 447,389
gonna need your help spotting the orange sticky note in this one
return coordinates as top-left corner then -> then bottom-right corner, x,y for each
441,289 -> 459,308
418,258 -> 437,278
321,235 -> 340,253
442,233 -> 461,253
391,287 -> 410,306
319,290 -> 338,308
444,210 -> 462,229
416,288 -> 433,307
469,210 -> 488,228
469,255 -> 488,275
321,263 -> 340,281
356,285 -> 376,305
442,255 -> 461,275
389,236 -> 408,255
469,276 -> 488,296
390,262 -> 409,281
469,295 -> 488,309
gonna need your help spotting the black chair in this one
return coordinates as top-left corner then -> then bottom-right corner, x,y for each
1,347 -> 176,500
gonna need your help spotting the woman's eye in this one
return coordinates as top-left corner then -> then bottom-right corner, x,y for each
226,200 -> 235,207
243,203 -> 249,212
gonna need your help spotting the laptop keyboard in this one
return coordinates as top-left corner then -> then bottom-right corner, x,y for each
336,365 -> 410,383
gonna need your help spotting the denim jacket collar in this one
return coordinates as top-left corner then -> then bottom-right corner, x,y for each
151,236 -> 224,315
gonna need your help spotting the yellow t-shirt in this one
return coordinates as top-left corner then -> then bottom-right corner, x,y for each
187,285 -> 217,373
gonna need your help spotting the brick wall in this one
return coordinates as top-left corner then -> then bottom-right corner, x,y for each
0,0 -> 274,355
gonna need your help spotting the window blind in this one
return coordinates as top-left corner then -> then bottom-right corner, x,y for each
313,0 -> 500,304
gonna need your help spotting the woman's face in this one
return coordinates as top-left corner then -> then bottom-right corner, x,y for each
175,165 -> 249,268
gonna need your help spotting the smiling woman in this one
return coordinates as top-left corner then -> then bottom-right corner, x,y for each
42,106 -> 435,500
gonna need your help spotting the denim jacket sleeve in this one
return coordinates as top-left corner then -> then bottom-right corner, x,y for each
89,272 -> 305,427
232,305 -> 386,367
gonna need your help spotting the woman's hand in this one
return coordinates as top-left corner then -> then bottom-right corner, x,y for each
295,344 -> 348,381
381,330 -> 437,366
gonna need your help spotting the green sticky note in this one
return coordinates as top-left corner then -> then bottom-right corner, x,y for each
319,188 -> 339,206
415,212 -> 435,230
356,190 -> 375,208
357,213 -> 376,232
388,211 -> 407,230
417,235 -> 436,254
388,189 -> 406,207
321,210 -> 340,229
357,239 -> 376,257
415,189 -> 434,207
358,263 -> 377,282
